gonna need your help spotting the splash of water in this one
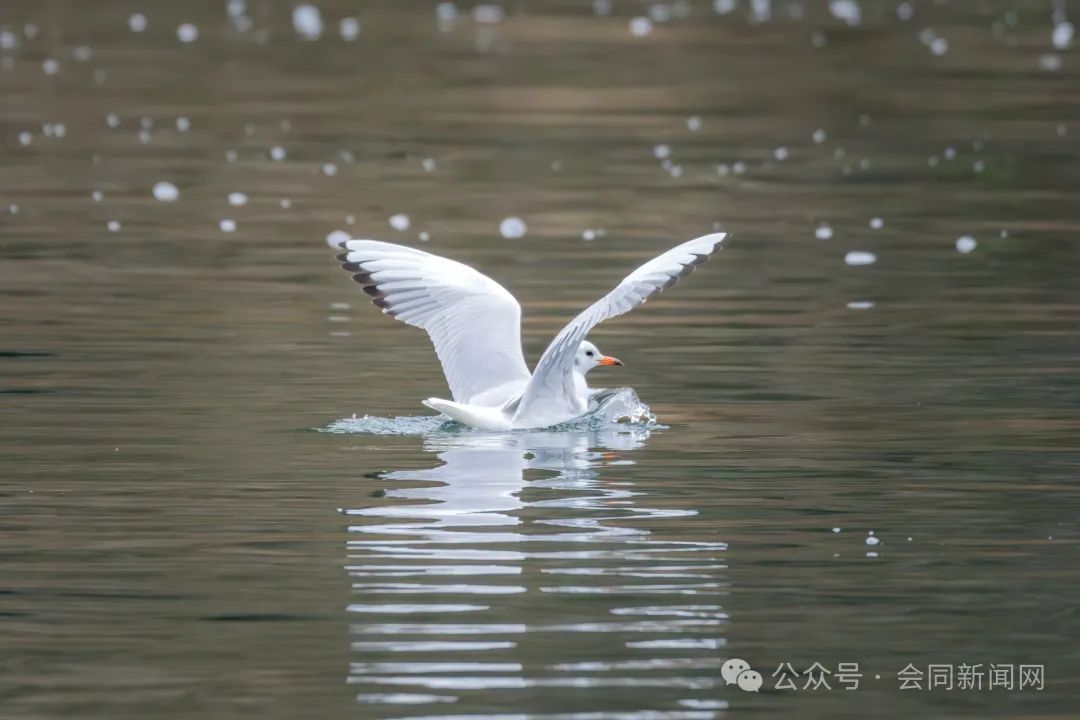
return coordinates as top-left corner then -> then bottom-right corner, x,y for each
320,387 -> 660,436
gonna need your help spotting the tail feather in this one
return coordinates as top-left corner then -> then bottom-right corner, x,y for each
422,397 -> 511,431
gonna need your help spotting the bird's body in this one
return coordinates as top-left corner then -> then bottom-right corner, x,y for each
330,232 -> 727,430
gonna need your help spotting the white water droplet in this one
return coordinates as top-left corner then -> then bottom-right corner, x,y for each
326,230 -> 350,248
653,144 -> 671,159
419,231 -> 431,242
472,4 -> 505,23
812,128 -> 827,144
269,145 -> 287,161
865,534 -> 881,546
42,58 -> 60,75
955,235 -> 977,254
629,17 -> 653,37
227,192 -> 248,207
869,217 -> 883,229
436,1 -> 458,30
91,190 -> 104,202
152,181 -> 179,202
815,224 -> 834,240
649,3 -> 672,23
832,527 -> 842,533
17,131 -> 32,146
773,146 -> 789,161
107,220 -> 121,232
687,116 -> 702,131
339,17 -> 361,41
389,214 -> 411,231
844,250 -> 877,266
128,13 -> 148,33
293,5 -> 323,40
897,2 -> 913,21
105,113 -> 120,128
421,157 -> 437,172
1053,21 -> 1074,50
280,198 -> 292,209
177,23 -> 200,43
219,219 -> 237,233
176,117 -> 191,132
829,0 -> 861,26
1039,54 -> 1063,72
499,217 -> 527,239
846,301 -> 874,310
322,163 -> 338,176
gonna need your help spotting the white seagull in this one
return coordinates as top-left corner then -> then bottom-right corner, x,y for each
330,232 -> 727,430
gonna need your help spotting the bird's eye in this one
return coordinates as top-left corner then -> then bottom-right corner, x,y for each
585,351 -> 594,357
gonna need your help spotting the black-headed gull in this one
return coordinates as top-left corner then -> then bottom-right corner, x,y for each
330,232 -> 727,430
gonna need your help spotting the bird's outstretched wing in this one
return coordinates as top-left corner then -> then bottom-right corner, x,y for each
512,232 -> 727,427
332,239 -> 531,404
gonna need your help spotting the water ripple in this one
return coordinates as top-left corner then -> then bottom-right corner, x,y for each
341,414 -> 727,716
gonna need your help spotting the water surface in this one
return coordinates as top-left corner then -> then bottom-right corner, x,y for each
2,1 -> 1079,718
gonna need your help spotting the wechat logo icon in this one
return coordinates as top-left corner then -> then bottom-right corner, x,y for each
722,658 -> 763,692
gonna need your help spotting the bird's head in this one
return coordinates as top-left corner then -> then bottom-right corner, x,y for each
575,340 -> 622,374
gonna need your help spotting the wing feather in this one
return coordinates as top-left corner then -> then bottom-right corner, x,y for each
331,239 -> 531,404
512,232 -> 727,427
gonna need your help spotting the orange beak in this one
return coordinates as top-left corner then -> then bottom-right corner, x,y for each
598,355 -> 623,366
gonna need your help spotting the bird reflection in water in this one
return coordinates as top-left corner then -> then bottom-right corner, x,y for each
337,390 -> 729,717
